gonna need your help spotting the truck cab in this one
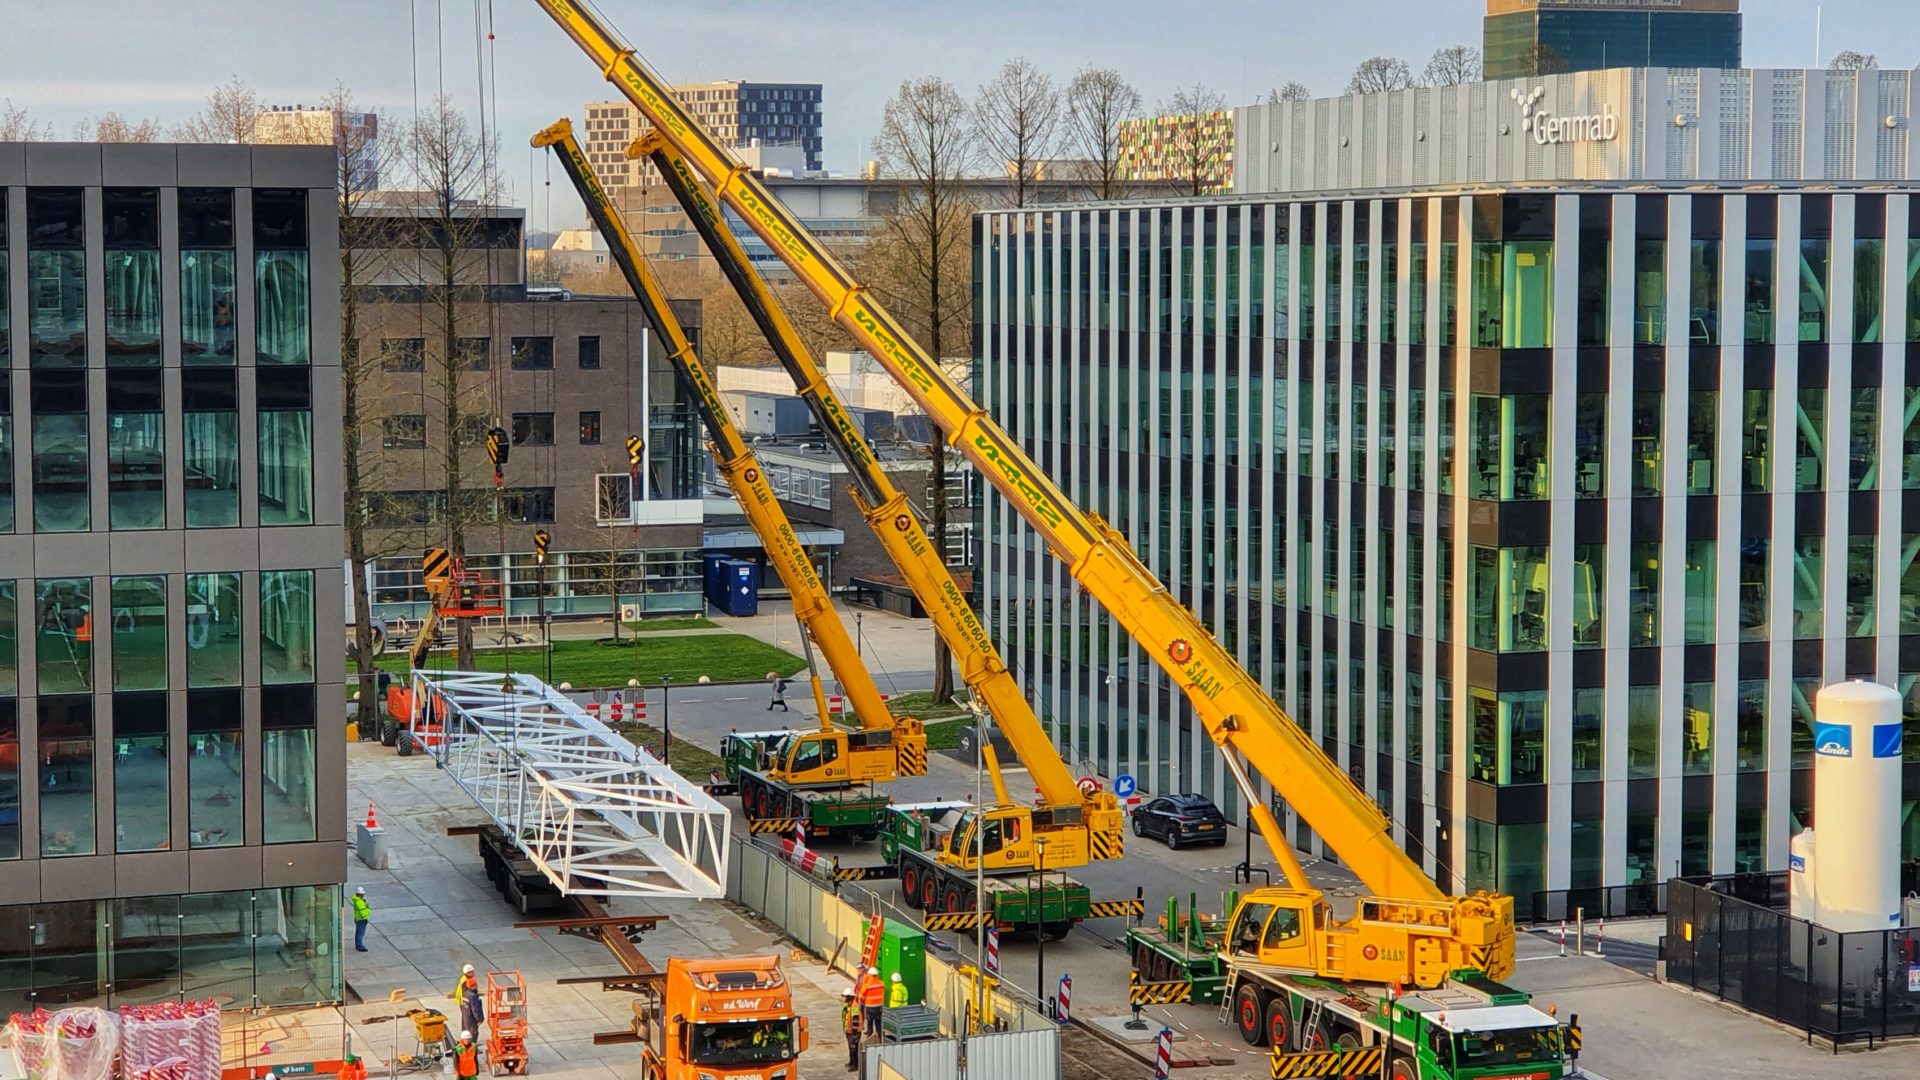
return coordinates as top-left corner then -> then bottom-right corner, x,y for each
1398,999 -> 1565,1080
639,956 -> 808,1080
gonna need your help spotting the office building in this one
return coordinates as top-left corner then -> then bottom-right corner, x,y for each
0,141 -> 346,1009
1118,110 -> 1235,194
583,82 -> 823,189
354,203 -> 706,623
1485,0 -> 1742,80
977,67 -> 1920,919
254,105 -> 381,191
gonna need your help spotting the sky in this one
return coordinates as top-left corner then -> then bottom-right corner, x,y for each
3,0 -> 1918,232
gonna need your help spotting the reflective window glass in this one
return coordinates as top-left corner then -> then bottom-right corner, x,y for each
109,575 -> 167,692
103,188 -> 161,367
35,577 -> 92,695
1740,539 -> 1770,641
188,690 -> 243,848
1686,540 -> 1716,645
184,370 -> 240,528
1627,686 -> 1659,780
1575,392 -> 1606,497
39,696 -> 93,857
262,686 -> 316,843
1685,390 -> 1715,494
186,573 -> 242,688
1793,535 -> 1823,639
0,372 -> 12,532
1631,391 -> 1663,496
1798,238 -> 1829,342
180,188 -> 236,365
1736,679 -> 1767,772
107,370 -> 166,530
0,702 -> 16,859
1742,390 -> 1772,492
1571,689 -> 1603,781
1847,534 -> 1875,638
1628,542 -> 1660,647
0,581 -> 14,695
254,190 -> 310,365
1850,387 -> 1879,491
1855,238 -> 1884,343
27,189 -> 85,368
259,370 -> 313,526
1744,237 -> 1775,344
1634,238 -> 1665,345
112,692 -> 168,852
1573,543 -> 1604,649
31,371 -> 89,533
1796,387 -> 1825,492
261,570 -> 315,684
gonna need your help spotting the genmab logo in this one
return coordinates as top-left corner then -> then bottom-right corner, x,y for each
1512,85 -> 1618,144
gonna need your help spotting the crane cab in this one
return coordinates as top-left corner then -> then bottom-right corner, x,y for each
773,729 -> 898,786
1225,891 -> 1322,974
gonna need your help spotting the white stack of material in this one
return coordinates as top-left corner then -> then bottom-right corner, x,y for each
119,1000 -> 222,1080
1809,681 -> 1905,932
5,1007 -> 119,1080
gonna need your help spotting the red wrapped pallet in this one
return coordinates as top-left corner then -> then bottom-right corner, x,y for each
119,1000 -> 221,1080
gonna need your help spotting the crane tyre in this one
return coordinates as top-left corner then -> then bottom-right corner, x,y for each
1386,1053 -> 1418,1080
902,865 -> 921,909
1232,984 -> 1265,1046
1265,995 -> 1294,1050
921,871 -> 939,910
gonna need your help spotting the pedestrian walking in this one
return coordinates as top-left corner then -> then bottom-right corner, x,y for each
350,887 -> 371,952
856,965 -> 884,1037
452,1031 -> 479,1080
453,964 -> 484,1043
768,671 -> 791,711
840,987 -> 861,1072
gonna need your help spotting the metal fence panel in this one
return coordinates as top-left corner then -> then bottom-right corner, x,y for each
862,1029 -> 1058,1080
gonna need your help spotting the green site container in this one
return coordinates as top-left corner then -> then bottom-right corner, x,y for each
876,919 -> 926,1004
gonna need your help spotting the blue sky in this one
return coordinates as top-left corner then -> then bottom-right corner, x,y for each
2,0 -> 1915,230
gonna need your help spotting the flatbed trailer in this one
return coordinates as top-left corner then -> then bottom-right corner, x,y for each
1125,894 -> 1231,1003
708,730 -> 893,841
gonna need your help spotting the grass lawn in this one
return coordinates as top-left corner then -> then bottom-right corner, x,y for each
622,616 -> 720,632
922,718 -> 968,751
353,634 -> 804,686
611,720 -> 725,783
875,690 -> 971,723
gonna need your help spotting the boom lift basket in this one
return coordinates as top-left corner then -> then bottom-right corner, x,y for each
436,559 -> 505,619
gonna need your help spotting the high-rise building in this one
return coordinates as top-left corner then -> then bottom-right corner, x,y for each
977,66 -> 1920,922
1485,0 -> 1742,79
583,82 -> 823,189
254,105 -> 381,190
0,141 -> 346,1009
1117,110 -> 1234,193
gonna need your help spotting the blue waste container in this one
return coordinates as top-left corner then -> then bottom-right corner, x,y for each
716,559 -> 760,616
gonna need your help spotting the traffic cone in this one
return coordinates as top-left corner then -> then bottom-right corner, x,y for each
366,802 -> 379,829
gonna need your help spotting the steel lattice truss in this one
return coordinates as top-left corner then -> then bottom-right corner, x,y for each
412,671 -> 730,899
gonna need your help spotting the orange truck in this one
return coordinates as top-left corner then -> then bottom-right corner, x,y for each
636,956 -> 808,1080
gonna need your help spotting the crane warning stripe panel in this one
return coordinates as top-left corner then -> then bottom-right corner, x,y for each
832,863 -> 899,882
923,912 -> 985,932
1127,975 -> 1192,1006
423,547 -> 452,585
1088,899 -> 1147,919
1268,1046 -> 1384,1078
748,818 -> 805,835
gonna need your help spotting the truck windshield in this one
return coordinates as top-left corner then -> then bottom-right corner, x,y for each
1451,1026 -> 1561,1068
949,810 -> 979,856
688,1019 -> 797,1066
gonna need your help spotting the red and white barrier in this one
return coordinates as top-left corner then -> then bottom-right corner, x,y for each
1152,1026 -> 1174,1080
827,692 -> 892,715
584,694 -> 649,724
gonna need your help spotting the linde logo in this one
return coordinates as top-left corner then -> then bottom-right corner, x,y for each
1511,86 -> 1618,144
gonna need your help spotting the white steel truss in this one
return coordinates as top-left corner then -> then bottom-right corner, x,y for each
411,670 -> 730,899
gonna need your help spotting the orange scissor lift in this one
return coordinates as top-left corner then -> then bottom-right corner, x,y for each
486,970 -> 529,1075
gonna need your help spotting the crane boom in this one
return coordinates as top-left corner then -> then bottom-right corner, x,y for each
532,119 -> 903,743
529,0 -> 1433,904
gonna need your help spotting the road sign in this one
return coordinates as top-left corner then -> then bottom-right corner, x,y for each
1113,773 -> 1137,798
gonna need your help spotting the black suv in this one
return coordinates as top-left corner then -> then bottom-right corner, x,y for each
1130,793 -> 1228,849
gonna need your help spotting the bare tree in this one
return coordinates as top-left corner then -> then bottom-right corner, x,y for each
1830,50 -> 1878,71
974,57 -> 1059,208
1348,56 -> 1416,94
173,76 -> 263,143
75,112 -> 162,143
871,76 -> 979,705
1064,66 -> 1143,201
1424,45 -> 1482,86
1148,84 -> 1230,197
1514,44 -> 1570,77
395,94 -> 504,670
1267,82 -> 1312,104
1,99 -> 50,142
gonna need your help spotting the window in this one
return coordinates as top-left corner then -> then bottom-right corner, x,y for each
1850,387 -> 1879,490
1685,540 -> 1716,644
578,335 -> 601,369
502,487 -> 555,524
32,370 -> 89,533
110,575 -> 166,692
382,414 -> 426,449
1468,689 -> 1545,785
1745,236 -> 1776,344
1793,535 -> 1822,639
379,337 -> 424,372
1628,685 -> 1659,779
510,336 -> 554,370
39,696 -> 93,857
1470,394 -> 1549,501
579,411 -> 602,445
1736,679 -> 1767,771
1631,391 -> 1663,496
511,412 -> 555,446
1689,237 -> 1721,345
1855,238 -> 1884,342
0,372 -> 12,533
107,370 -> 166,530
0,702 -> 16,859
1575,392 -> 1605,497
184,370 -> 240,528
1634,237 -> 1666,344
261,570 -> 315,684
1798,237 -> 1829,342
1684,682 -> 1713,776
1628,542 -> 1660,647
1502,240 -> 1553,348
1796,387 -> 1825,491
189,691 -> 243,848
595,474 -> 634,524
1742,389 -> 1772,492
254,189 -> 310,364
36,577 -> 92,695
1740,539 -> 1770,640
0,197 -> 8,369
1685,390 -> 1715,494
457,336 -> 490,371
180,188 -> 236,365
262,685 -> 316,843
1571,688 -> 1603,781
1576,200 -> 1609,347
104,188 -> 161,367
0,581 -> 14,696
28,188 -> 86,368
1500,546 -> 1548,652
113,693 -> 168,852
258,369 -> 314,526
1573,544 -> 1604,648
187,573 -> 242,688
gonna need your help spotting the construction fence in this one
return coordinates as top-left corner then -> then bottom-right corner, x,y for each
726,836 -> 1061,1075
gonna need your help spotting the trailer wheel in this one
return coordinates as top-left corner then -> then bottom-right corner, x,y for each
1232,984 -> 1265,1046
1386,1053 -> 1417,1080
944,885 -> 965,914
922,872 -> 939,911
1327,1027 -> 1367,1078
902,865 -> 921,908
1265,995 -> 1293,1051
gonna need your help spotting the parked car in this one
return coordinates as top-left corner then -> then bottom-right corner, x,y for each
1130,793 -> 1228,849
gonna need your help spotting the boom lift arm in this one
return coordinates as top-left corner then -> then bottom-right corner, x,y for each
532,118 -> 923,784
632,131 -> 1122,873
531,0 -> 1513,985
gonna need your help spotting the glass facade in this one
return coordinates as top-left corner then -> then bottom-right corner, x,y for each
1485,8 -> 1743,80
979,188 -> 1920,920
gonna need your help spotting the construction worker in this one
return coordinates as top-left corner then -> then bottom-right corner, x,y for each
453,964 -> 485,1044
887,972 -> 909,1010
840,987 -> 861,1072
856,965 -> 884,1036
452,1031 -> 479,1080
350,887 -> 371,952
336,1054 -> 367,1080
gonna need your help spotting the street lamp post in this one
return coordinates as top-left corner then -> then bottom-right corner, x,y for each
1034,836 -> 1050,1012
536,551 -> 550,685
855,611 -> 863,658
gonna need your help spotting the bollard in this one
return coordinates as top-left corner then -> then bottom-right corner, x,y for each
1594,921 -> 1606,958
1152,1026 -> 1175,1080
1056,974 -> 1071,1023
1575,906 -> 1585,956
1558,920 -> 1566,957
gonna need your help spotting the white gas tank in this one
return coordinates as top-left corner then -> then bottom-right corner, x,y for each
1809,681 -> 1903,932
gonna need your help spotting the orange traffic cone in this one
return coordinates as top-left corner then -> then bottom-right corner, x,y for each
366,802 -> 379,829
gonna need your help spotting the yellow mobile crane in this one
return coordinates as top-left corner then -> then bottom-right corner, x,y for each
533,119 -> 924,843
532,0 -> 1515,992
541,112 -> 1134,936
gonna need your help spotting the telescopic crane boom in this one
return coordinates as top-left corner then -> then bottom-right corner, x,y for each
531,0 -> 1514,987
531,118 -> 924,793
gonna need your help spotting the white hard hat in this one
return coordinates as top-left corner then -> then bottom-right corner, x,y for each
891,973 -> 902,982
460,1030 -> 472,1041
462,963 -> 475,974
355,886 -> 365,895
841,987 -> 855,997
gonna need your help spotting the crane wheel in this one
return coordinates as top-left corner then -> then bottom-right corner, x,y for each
1265,996 -> 1294,1051
1387,1053 -> 1418,1080
944,885 -> 965,914
1232,984 -> 1265,1046
902,866 -> 921,908
921,873 -> 938,911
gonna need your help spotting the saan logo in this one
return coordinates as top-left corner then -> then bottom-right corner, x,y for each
1511,85 -> 1618,145
1813,722 -> 1853,758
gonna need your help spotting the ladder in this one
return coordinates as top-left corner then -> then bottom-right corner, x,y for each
860,913 -> 886,970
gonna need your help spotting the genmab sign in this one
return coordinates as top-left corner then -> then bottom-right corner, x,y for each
1512,85 -> 1619,144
